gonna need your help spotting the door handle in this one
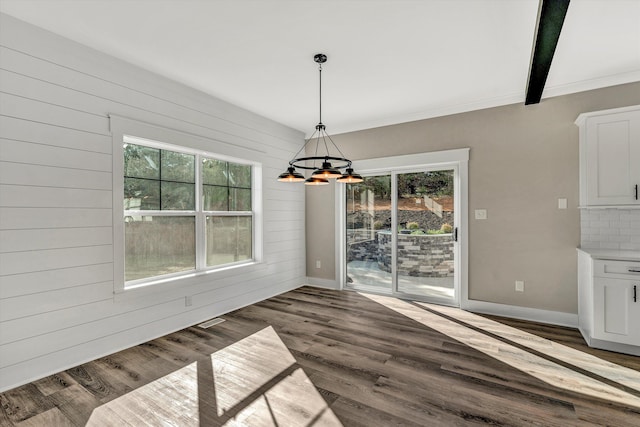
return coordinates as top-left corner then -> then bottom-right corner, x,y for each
453,227 -> 459,242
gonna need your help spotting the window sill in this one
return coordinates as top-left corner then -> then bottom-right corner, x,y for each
113,261 -> 267,303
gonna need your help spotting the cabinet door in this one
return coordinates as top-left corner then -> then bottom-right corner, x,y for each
585,110 -> 640,206
593,277 -> 640,345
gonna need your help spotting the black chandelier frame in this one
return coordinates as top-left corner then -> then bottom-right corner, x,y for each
278,53 -> 362,184
289,156 -> 352,171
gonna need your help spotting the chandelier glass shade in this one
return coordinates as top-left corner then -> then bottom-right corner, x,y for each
277,53 -> 362,185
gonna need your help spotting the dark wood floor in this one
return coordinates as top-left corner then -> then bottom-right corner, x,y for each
2,286 -> 640,426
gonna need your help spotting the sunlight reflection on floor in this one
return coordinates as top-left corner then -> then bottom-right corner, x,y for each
87,326 -> 342,426
87,362 -> 201,426
210,326 -> 341,426
421,302 -> 640,393
361,292 -> 640,410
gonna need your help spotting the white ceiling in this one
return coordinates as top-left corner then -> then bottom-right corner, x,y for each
1,0 -> 639,136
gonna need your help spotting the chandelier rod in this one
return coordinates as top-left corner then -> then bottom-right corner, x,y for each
318,60 -> 322,126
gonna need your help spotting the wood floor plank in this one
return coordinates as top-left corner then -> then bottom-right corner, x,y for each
330,396 -> 425,427
64,363 -> 130,404
307,364 -> 455,425
2,286 -> 639,426
47,384 -> 102,427
13,407 -> 74,427
0,413 -> 12,426
0,384 -> 54,424
31,372 -> 77,397
377,369 -> 577,426
103,345 -> 177,378
573,403 -> 640,427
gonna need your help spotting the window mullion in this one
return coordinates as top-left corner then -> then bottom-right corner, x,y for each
195,154 -> 206,271
123,210 -> 196,216
203,211 -> 253,216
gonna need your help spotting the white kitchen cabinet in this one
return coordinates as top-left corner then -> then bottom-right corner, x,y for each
593,277 -> 640,346
577,249 -> 640,355
576,105 -> 640,207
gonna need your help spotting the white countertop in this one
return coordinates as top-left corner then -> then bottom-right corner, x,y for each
577,248 -> 640,262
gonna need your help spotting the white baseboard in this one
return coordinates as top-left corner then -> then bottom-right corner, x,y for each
304,277 -> 340,290
462,299 -> 578,328
579,327 -> 640,356
587,336 -> 640,356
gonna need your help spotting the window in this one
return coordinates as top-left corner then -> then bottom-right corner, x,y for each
122,136 -> 255,286
202,157 -> 252,267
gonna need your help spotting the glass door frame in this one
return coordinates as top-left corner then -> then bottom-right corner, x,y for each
336,148 -> 469,307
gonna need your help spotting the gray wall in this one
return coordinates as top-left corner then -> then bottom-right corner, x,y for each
0,14 -> 305,392
306,82 -> 640,314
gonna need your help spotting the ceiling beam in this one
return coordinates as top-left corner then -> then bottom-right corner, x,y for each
525,0 -> 570,105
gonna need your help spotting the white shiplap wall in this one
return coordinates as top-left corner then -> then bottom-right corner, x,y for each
0,14 -> 306,392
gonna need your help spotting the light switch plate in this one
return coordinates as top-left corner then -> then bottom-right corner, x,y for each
475,209 -> 487,220
558,198 -> 567,209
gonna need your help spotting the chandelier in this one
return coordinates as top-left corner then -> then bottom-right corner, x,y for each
278,53 -> 362,185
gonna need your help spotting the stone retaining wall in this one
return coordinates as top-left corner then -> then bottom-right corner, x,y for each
347,231 -> 454,277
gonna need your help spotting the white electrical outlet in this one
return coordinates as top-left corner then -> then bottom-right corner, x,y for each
515,281 -> 525,292
475,209 -> 487,220
316,260 -> 321,269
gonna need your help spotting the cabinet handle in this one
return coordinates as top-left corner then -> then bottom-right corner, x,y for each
636,184 -> 639,200
629,269 -> 640,273
634,285 -> 637,303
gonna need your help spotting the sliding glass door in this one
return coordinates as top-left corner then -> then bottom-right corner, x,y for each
345,175 -> 392,291
395,170 -> 455,302
345,167 -> 459,306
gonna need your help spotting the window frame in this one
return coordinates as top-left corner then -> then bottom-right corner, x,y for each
111,116 -> 263,295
